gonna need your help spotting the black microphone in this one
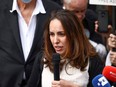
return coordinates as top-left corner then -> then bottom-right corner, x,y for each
112,48 -> 116,52
52,53 -> 60,81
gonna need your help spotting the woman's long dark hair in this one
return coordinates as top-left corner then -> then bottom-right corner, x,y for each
43,10 -> 96,72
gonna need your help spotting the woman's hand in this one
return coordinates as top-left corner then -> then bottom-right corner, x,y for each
52,79 -> 81,87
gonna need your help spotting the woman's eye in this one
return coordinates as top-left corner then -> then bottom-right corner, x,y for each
58,32 -> 65,36
49,32 -> 54,36
49,32 -> 65,36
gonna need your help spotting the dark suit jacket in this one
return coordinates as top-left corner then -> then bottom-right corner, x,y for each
0,0 -> 61,87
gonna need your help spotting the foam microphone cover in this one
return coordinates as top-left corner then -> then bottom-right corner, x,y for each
102,66 -> 116,82
52,53 -> 60,80
92,74 -> 111,87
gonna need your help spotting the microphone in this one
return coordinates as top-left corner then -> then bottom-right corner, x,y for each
52,53 -> 60,81
92,74 -> 111,87
112,48 -> 116,52
102,66 -> 116,82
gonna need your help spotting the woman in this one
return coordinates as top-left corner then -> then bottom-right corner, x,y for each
27,10 -> 104,87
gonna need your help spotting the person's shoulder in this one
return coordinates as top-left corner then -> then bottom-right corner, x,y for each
89,55 -> 105,74
87,56 -> 105,87
0,0 -> 12,10
89,55 -> 104,65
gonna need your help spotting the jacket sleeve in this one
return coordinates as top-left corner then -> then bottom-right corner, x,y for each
25,51 -> 43,87
87,56 -> 105,87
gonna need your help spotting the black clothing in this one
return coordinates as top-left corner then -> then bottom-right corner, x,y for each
83,9 -> 104,44
88,56 -> 105,87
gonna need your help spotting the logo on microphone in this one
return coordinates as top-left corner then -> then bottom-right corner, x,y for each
110,71 -> 116,78
97,76 -> 108,86
92,74 -> 111,87
102,66 -> 116,82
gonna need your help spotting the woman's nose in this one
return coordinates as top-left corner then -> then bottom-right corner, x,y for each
54,35 -> 60,44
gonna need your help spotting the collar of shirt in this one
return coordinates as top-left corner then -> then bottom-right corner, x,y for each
10,0 -> 46,15
9,0 -> 46,60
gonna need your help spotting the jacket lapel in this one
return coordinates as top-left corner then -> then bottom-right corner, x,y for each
6,10 -> 25,61
27,13 -> 46,62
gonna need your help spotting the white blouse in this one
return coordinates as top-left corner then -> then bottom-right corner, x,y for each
42,62 -> 89,87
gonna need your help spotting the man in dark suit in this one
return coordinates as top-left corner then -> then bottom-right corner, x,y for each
0,0 -> 61,87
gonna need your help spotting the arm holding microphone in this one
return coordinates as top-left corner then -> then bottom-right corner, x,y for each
52,80 -> 81,87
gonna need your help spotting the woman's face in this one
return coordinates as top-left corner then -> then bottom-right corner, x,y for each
49,19 -> 68,56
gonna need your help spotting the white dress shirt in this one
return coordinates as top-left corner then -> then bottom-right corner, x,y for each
10,0 -> 46,61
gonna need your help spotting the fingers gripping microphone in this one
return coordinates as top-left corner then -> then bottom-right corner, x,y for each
102,66 -> 116,82
92,74 -> 111,87
52,53 -> 60,81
